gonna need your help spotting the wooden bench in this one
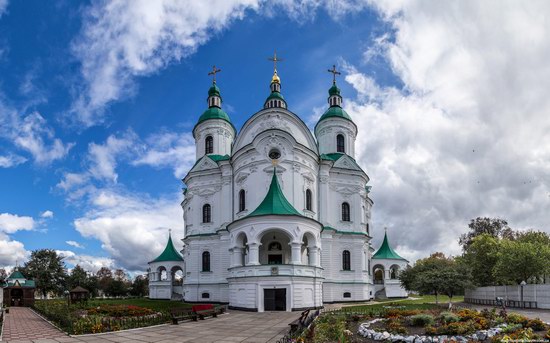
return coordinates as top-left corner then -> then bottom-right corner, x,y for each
289,310 -> 310,332
170,308 -> 197,324
192,304 -> 218,320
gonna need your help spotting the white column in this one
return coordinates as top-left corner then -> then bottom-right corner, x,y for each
247,243 -> 260,265
232,247 -> 243,267
290,242 -> 303,265
308,246 -> 319,267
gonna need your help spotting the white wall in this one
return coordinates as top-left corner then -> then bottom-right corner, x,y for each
465,285 -> 550,309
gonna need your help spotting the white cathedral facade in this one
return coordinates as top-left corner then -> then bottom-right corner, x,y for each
148,65 -> 408,311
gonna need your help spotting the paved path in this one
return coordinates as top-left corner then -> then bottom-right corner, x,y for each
1,307 -> 68,342
1,309 -> 299,343
465,304 -> 550,323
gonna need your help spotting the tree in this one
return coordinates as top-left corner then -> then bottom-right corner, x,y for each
516,230 -> 550,245
67,265 -> 88,289
399,252 -> 472,305
113,269 -> 129,282
461,234 -> 501,286
0,268 -> 7,283
96,267 -> 113,295
23,249 -> 67,298
459,217 -> 514,251
494,239 -> 550,284
106,279 -> 128,297
130,274 -> 149,297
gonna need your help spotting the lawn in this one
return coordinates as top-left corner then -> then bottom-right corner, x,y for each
86,298 -> 193,312
342,294 -> 465,312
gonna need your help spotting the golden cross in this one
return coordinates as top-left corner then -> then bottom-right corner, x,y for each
208,65 -> 221,83
328,64 -> 341,83
268,51 -> 283,71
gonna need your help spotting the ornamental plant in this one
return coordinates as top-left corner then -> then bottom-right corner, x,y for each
506,313 -> 529,326
525,318 -> 547,331
385,319 -> 408,335
410,314 -> 435,327
439,312 -> 460,324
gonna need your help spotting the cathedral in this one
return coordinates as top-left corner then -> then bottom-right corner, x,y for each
148,60 -> 408,311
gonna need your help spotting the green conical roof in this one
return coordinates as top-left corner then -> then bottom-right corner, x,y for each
8,270 -> 26,279
372,231 -> 406,260
246,169 -> 302,218
266,91 -> 285,102
318,106 -> 353,123
197,107 -> 231,125
328,83 -> 341,96
208,83 -> 221,97
150,234 -> 184,263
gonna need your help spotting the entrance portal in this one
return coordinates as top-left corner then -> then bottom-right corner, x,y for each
10,288 -> 23,306
264,288 -> 286,311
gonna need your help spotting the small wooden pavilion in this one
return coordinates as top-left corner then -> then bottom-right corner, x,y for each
2,269 -> 36,307
69,286 -> 90,304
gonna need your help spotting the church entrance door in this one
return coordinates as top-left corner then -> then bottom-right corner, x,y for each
264,289 -> 286,311
10,288 -> 23,306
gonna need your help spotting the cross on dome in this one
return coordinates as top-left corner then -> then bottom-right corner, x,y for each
208,65 -> 222,83
328,64 -> 341,84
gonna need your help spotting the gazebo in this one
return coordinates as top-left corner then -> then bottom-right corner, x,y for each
69,286 -> 90,304
2,269 -> 36,307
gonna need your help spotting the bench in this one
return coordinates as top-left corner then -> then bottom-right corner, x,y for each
170,308 -> 197,324
289,310 -> 310,332
192,304 -> 218,320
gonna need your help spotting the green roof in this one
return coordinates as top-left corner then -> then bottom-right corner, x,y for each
372,231 -> 406,260
246,169 -> 302,218
318,106 -> 353,123
207,154 -> 230,162
150,234 -> 184,263
329,83 -> 341,96
8,270 -> 26,279
265,91 -> 285,102
320,153 -> 345,161
208,83 -> 220,97
197,107 -> 232,126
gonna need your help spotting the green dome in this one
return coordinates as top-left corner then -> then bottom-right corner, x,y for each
197,107 -> 231,125
318,106 -> 352,122
329,83 -> 341,96
265,91 -> 285,102
208,83 -> 221,97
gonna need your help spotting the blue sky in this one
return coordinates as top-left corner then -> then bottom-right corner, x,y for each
1,1 -> 549,273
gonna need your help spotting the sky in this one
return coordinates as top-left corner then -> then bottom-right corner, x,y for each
0,0 -> 549,273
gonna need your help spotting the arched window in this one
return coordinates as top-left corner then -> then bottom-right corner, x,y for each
342,202 -> 350,222
366,223 -> 370,235
305,189 -> 312,211
239,190 -> 246,212
202,292 -> 210,299
343,292 -> 351,298
390,266 -> 399,279
205,136 -> 213,155
202,204 -> 211,223
337,134 -> 345,153
202,251 -> 211,272
342,250 -> 351,271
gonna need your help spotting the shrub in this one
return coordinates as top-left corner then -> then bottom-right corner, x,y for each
313,314 -> 347,343
526,318 -> 547,331
440,312 -> 460,324
424,326 -> 437,335
502,323 -> 523,334
410,314 -> 435,327
457,309 -> 479,321
384,309 -> 420,318
507,313 -> 529,326
437,321 -> 476,335
473,317 -> 490,330
385,319 -> 408,335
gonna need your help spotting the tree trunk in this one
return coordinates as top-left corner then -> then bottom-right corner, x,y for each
448,294 -> 453,310
435,292 -> 439,304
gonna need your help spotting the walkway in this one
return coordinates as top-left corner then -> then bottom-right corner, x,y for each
1,309 -> 299,343
1,307 -> 68,342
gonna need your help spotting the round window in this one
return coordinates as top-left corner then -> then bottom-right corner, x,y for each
268,149 -> 281,160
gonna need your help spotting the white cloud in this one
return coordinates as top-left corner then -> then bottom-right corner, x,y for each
57,250 -> 114,273
0,212 -> 35,234
344,0 -> 550,261
74,189 -> 184,270
0,153 -> 26,168
0,233 -> 28,266
40,210 -> 54,219
65,240 -> 84,249
132,131 -> 196,178
70,0 -> 262,126
88,130 -> 139,182
0,0 -> 7,18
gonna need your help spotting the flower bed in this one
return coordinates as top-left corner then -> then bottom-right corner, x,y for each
300,305 -> 550,342
32,299 -> 172,335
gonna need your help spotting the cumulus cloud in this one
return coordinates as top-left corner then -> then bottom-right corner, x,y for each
0,153 -> 26,168
345,0 -> 550,261
66,241 -> 84,249
74,189 -> 184,270
0,212 -> 35,233
0,233 -> 28,266
57,250 -> 114,273
88,130 -> 139,182
40,210 -> 54,219
0,0 -> 7,18
132,131 -> 196,178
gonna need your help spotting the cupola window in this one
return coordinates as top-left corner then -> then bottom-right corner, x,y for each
239,189 -> 246,212
342,202 -> 350,222
268,149 -> 281,160
202,204 -> 211,223
205,136 -> 213,154
305,189 -> 312,211
337,134 -> 345,153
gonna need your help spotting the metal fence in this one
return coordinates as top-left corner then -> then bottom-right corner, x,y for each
464,298 -> 538,309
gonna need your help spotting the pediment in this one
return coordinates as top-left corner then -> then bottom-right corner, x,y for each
189,156 -> 219,173
333,155 -> 362,171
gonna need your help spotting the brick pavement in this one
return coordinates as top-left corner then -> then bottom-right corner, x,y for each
1,307 -> 68,341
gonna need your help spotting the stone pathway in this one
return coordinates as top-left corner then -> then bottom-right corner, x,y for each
1,307 -> 69,342
1,309 -> 299,343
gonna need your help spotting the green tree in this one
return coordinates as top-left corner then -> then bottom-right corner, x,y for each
23,249 -> 67,298
459,217 -> 514,251
461,234 -> 501,286
106,279 -> 128,297
516,230 -> 550,245
438,262 -> 473,308
96,267 -> 113,295
130,274 -> 149,297
494,239 -> 550,284
0,268 -> 7,283
67,265 -> 88,289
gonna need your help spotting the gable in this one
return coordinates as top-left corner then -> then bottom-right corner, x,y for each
189,155 -> 220,173
333,155 -> 363,172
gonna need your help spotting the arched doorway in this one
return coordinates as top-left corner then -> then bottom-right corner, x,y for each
259,230 -> 291,265
10,288 -> 23,306
373,264 -> 385,284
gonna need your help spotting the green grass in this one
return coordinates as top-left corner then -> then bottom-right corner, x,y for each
342,295 -> 464,312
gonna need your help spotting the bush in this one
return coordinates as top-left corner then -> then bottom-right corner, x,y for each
440,312 -> 460,324
424,326 -> 437,335
507,313 -> 529,326
410,314 -> 435,327
502,323 -> 523,334
457,309 -> 479,321
385,319 -> 408,335
526,318 -> 547,331
313,314 -> 347,343
437,321 -> 476,335
384,309 -> 420,318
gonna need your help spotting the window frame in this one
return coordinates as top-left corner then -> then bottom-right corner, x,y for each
202,204 -> 211,223
305,189 -> 312,211
342,250 -> 351,271
239,189 -> 246,212
336,134 -> 345,153
342,202 -> 351,222
202,251 -> 211,272
205,136 -> 214,155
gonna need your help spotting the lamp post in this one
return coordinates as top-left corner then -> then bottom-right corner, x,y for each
520,280 -> 526,308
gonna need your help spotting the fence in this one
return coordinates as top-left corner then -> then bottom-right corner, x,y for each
465,284 -> 550,310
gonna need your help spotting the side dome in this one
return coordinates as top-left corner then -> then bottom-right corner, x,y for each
197,107 -> 232,126
318,106 -> 352,122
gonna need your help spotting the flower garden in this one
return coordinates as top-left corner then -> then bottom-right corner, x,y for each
32,298 -> 192,334
295,303 -> 550,342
